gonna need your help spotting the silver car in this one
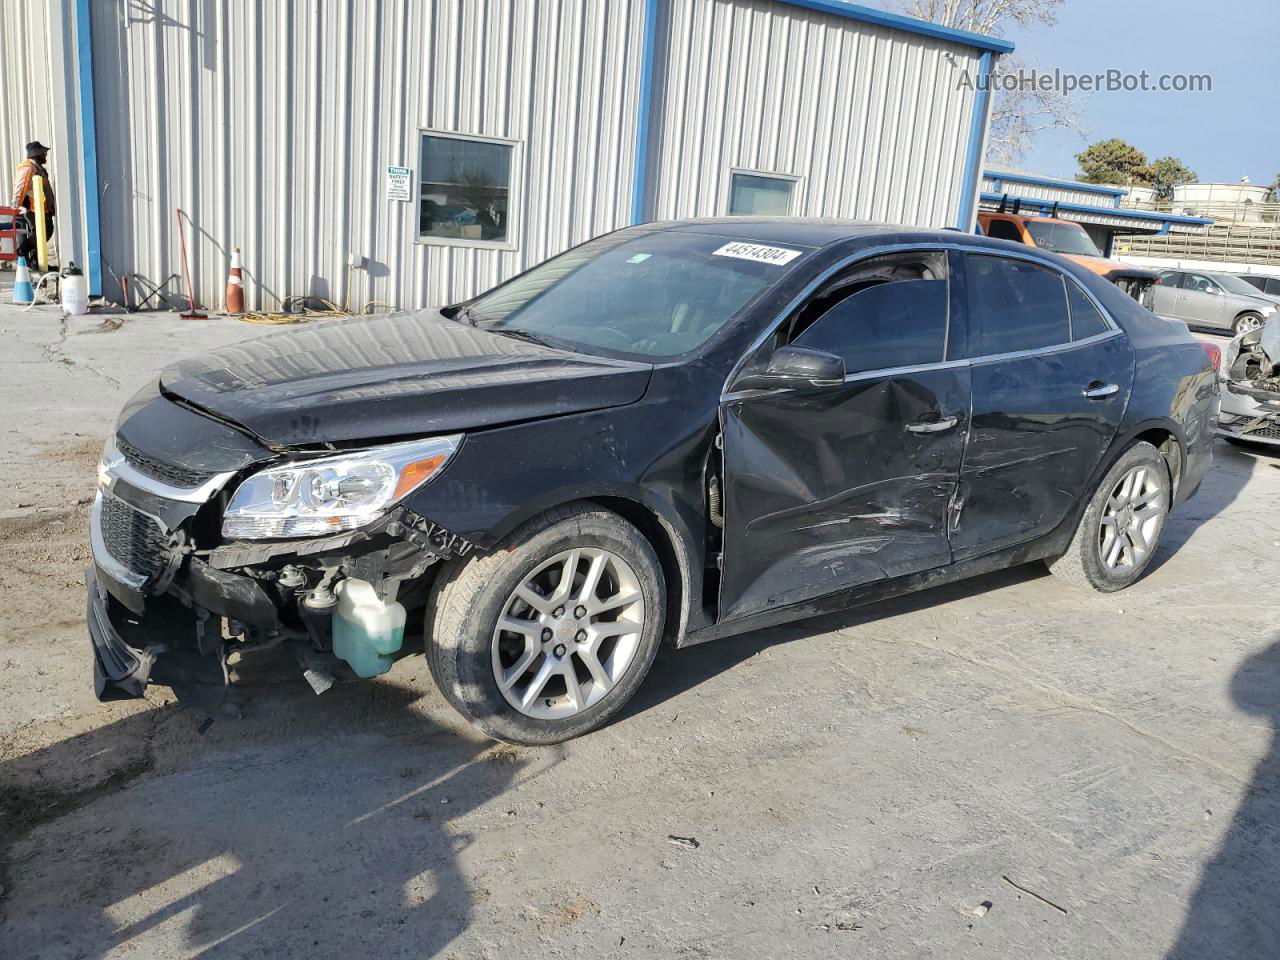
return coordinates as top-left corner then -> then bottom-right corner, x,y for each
1151,270 -> 1280,335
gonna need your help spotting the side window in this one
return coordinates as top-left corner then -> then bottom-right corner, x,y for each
985,218 -> 1025,244
1186,273 -> 1217,293
1158,271 -> 1182,289
966,255 -> 1071,356
1066,281 -> 1110,340
790,252 -> 948,375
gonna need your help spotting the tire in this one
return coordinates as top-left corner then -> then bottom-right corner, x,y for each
1233,312 -> 1263,336
426,504 -> 666,745
1046,441 -> 1171,593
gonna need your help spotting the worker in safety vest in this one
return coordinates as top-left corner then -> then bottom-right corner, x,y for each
12,140 -> 55,266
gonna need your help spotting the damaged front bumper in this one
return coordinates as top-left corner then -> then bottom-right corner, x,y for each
86,439 -> 472,708
1218,405 -> 1280,446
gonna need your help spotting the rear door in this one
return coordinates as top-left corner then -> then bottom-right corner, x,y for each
719,250 -> 969,622
951,254 -> 1134,559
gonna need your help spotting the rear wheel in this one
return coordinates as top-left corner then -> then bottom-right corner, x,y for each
1234,312 -> 1264,335
1046,441 -> 1171,592
426,504 -> 665,745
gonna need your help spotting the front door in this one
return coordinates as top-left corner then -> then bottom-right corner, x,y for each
1151,272 -> 1183,320
950,253 -> 1134,558
1177,273 -> 1228,329
719,250 -> 969,623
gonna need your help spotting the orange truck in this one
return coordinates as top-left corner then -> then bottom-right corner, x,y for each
977,207 -> 1158,307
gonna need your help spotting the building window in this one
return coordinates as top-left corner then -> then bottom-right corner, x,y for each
727,171 -> 797,216
419,132 -> 515,246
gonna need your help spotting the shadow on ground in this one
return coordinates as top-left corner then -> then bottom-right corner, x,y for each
1167,635 -> 1280,958
1,672 -> 554,958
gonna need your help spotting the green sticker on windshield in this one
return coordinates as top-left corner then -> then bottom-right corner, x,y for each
626,253 -> 651,264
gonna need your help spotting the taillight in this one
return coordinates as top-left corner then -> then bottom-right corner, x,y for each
1199,341 -> 1221,372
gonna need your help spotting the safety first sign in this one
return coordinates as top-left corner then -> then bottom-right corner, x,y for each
386,165 -> 412,202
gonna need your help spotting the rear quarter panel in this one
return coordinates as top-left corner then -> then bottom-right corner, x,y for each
1080,270 -> 1219,506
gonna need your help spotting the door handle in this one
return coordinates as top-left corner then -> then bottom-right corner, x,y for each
1082,382 -> 1120,399
905,416 -> 958,434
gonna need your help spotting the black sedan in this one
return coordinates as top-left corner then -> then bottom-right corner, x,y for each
88,220 -> 1219,744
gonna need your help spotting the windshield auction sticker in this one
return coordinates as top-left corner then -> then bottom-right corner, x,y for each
712,242 -> 802,266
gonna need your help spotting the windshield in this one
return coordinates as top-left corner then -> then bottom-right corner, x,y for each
455,231 -> 809,358
1025,221 -> 1103,257
1213,273 -> 1267,297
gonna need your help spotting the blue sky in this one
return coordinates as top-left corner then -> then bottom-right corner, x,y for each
1001,0 -> 1279,184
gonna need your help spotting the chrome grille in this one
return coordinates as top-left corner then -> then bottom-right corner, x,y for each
116,434 -> 215,489
99,493 -> 170,583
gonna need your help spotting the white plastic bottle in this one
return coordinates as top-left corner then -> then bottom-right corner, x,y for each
61,261 -> 88,316
331,579 -> 406,678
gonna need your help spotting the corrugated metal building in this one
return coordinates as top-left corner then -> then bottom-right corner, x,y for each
23,0 -> 1009,310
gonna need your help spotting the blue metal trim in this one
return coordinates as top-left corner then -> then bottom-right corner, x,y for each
955,50 -> 993,230
977,192 -> 1213,226
631,0 -> 659,225
983,169 -> 1127,197
777,0 -> 1015,53
74,0 -> 102,295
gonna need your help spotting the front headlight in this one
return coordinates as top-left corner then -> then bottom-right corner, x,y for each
222,435 -> 462,539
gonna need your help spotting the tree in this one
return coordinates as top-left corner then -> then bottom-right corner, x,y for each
1075,138 -> 1149,185
901,0 -> 1084,163
1143,156 -> 1197,201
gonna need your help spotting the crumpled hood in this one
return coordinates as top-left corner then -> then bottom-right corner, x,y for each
159,310 -> 653,446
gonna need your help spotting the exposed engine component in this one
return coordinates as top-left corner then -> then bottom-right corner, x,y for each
1223,316 -> 1280,402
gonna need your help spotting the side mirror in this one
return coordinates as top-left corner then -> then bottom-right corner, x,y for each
734,345 -> 846,392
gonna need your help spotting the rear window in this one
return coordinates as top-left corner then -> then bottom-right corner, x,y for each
1066,282 -> 1110,340
966,255 -> 1071,356
984,219 -> 1024,243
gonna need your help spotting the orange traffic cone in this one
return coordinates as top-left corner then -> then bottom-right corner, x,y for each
224,246 -> 245,314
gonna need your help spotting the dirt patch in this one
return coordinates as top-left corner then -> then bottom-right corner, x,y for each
36,434 -> 102,469
81,318 -> 125,335
0,507 -> 91,642
535,895 -> 600,932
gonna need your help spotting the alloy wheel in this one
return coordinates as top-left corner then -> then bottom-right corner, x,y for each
1238,315 -> 1263,334
1098,464 -> 1168,574
491,547 -> 645,719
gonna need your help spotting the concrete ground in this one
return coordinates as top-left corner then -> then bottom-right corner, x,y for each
1,296 -> 1278,960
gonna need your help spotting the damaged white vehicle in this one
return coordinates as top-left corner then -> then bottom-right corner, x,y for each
1219,315 -> 1280,447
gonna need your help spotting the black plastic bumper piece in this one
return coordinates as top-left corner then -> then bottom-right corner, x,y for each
87,566 -> 230,708
87,568 -> 155,700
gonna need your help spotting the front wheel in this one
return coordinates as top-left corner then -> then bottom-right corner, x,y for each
1046,441 -> 1171,592
1234,312 -> 1264,336
426,504 -> 666,745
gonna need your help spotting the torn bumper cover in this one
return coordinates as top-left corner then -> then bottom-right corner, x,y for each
87,567 -> 231,707
86,481 -> 466,706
